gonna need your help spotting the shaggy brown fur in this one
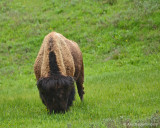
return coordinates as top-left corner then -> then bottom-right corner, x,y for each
34,32 -> 84,113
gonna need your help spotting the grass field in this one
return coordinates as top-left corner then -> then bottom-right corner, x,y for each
0,0 -> 160,127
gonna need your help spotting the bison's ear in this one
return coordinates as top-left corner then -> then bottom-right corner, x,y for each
65,76 -> 74,89
67,76 -> 74,82
37,77 -> 56,91
37,78 -> 45,90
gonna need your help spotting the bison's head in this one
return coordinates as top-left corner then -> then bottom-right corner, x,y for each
37,75 -> 75,114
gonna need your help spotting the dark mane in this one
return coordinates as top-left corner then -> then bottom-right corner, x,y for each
48,37 -> 60,75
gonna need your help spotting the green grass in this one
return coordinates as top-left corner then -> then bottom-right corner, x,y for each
0,0 -> 160,127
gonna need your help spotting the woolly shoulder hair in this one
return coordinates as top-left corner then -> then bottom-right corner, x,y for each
37,74 -> 74,91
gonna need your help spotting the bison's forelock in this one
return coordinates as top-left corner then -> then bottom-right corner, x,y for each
37,74 -> 75,114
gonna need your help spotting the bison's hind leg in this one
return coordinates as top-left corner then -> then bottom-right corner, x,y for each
76,79 -> 84,101
76,65 -> 84,101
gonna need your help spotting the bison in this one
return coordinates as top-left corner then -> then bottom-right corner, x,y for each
34,32 -> 84,114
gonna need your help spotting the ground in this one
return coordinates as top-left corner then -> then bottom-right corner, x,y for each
0,0 -> 160,127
